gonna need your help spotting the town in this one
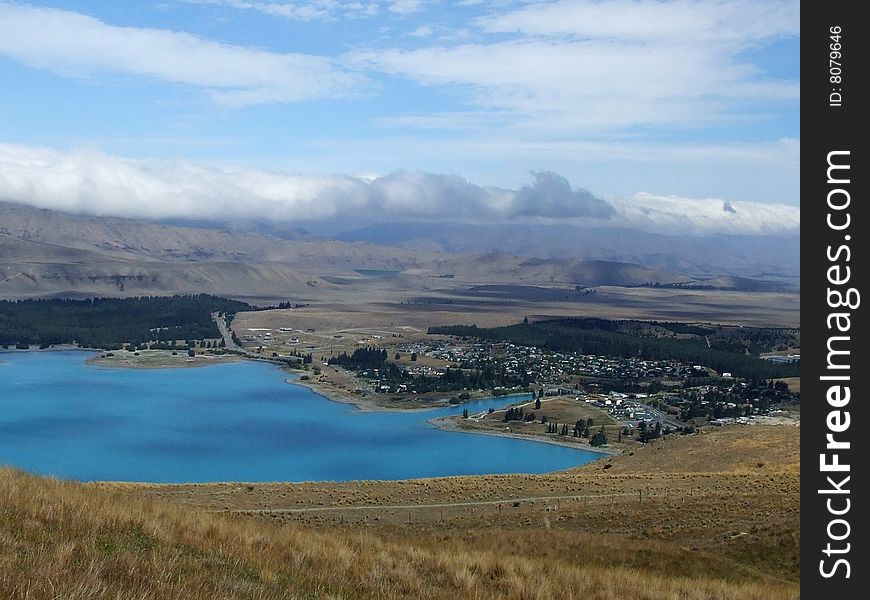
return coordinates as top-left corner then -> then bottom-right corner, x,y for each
235,319 -> 800,443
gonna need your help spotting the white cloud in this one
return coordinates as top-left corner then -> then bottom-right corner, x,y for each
0,142 -> 369,221
371,110 -> 512,129
350,0 -> 798,131
388,0 -> 428,14
608,192 -> 800,236
0,3 -> 361,105
0,142 -> 797,235
477,0 -> 799,44
410,25 -> 434,37
183,0 -> 380,21
181,0 -> 429,20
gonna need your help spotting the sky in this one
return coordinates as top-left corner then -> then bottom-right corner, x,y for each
0,0 -> 800,235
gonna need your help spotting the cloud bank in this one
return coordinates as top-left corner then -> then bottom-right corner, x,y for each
609,193 -> 799,236
0,143 -> 797,236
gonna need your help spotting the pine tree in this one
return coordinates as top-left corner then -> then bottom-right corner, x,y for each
591,426 -> 608,447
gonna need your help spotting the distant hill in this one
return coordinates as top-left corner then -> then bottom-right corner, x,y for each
158,217 -> 316,241
337,221 -> 800,282
0,202 -> 785,300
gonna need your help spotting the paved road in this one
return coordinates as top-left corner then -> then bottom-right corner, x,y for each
638,403 -> 685,430
213,311 -> 254,356
212,311 -> 299,365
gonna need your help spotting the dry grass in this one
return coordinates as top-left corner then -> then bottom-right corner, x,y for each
2,460 -> 799,600
87,349 -> 242,370
232,285 -> 800,352
119,425 -> 800,582
585,425 -> 800,475
773,377 -> 801,393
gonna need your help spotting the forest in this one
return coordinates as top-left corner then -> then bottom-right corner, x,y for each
0,295 -> 252,350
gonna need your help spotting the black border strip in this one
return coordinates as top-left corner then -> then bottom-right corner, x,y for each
802,1 -> 867,595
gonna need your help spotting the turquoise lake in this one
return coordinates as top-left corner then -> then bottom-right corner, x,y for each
0,351 -> 602,483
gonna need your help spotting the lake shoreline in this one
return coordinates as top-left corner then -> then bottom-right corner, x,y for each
429,416 -> 618,455
86,349 -> 244,370
4,347 -> 535,415
284,375 -> 432,413
286,376 -> 534,415
4,350 -> 603,484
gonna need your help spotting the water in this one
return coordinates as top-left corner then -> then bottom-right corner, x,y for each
0,351 -> 602,483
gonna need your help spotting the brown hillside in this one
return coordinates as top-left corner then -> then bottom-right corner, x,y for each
1,464 -> 799,600
580,424 -> 800,475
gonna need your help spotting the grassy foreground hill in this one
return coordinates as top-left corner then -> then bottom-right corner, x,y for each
1,425 -> 799,599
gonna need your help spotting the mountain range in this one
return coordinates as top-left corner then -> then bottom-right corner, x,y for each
0,202 -> 797,301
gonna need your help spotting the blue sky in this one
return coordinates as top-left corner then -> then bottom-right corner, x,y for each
0,1 -> 799,234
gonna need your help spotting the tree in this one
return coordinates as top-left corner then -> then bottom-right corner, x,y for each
535,397 -> 542,410
462,408 -> 469,419
410,352 -> 418,361
187,349 -> 195,357
523,316 -> 529,325
591,426 -> 608,447
395,352 -> 401,360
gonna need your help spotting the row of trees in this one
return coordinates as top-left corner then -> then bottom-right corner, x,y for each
328,348 -> 390,370
504,406 -> 536,422
546,420 -> 607,446
0,295 -> 251,349
500,408 -> 609,446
